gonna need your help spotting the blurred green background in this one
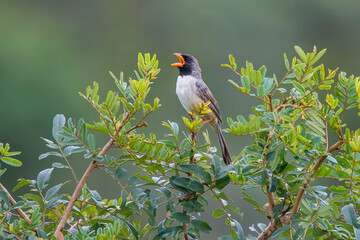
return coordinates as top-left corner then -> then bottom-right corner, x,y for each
1,0 -> 360,237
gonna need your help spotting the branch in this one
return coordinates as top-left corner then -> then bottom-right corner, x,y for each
256,218 -> 278,240
257,140 -> 343,240
266,191 -> 275,217
125,110 -> 152,134
54,113 -> 129,239
0,182 -> 31,225
270,66 -> 293,98
275,104 -> 302,113
289,139 -> 343,219
257,215 -> 290,240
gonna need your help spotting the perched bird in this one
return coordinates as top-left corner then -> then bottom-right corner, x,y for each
171,53 -> 232,165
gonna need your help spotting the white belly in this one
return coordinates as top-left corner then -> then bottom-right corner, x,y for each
176,75 -> 202,112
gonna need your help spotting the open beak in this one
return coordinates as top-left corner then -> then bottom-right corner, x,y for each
171,53 -> 185,67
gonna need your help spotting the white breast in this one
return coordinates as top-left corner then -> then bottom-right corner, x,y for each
176,75 -> 202,112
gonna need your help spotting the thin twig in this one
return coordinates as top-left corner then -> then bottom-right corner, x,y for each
211,189 -> 235,232
2,229 -> 21,240
350,152 -> 356,200
325,122 -> 329,151
182,206 -> 190,240
58,144 -> 78,184
125,111 -> 152,134
270,66 -> 293,98
275,104 -> 302,113
0,182 -> 31,225
340,81 -> 349,125
262,134 -> 275,217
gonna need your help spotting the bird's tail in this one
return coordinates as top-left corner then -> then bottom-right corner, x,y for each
216,123 -> 232,165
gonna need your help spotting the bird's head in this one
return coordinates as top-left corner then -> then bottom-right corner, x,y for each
171,53 -> 201,77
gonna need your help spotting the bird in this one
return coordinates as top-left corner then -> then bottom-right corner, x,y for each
171,53 -> 232,165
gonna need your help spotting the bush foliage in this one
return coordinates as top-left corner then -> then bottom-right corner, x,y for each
1,47 -> 360,239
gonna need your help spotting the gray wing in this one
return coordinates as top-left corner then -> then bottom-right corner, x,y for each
195,80 -> 222,122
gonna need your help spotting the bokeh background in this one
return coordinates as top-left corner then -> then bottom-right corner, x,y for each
1,0 -> 360,237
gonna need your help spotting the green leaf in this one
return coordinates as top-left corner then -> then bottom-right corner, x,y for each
355,228 -> 360,240
272,226 -> 290,239
52,114 -> 66,142
242,196 -> 261,209
215,166 -> 231,190
121,218 -> 139,240
192,219 -> 212,233
11,200 -> 25,210
269,176 -> 278,192
283,53 -> 290,70
0,156 -> 22,167
0,189 -> 10,208
300,199 -> 313,215
273,204 -> 282,222
262,78 -> 274,94
156,187 -> 171,198
13,178 -> 32,192
310,48 -> 326,66
221,64 -> 232,69
218,236 -> 233,240
115,166 -> 127,180
215,174 -> 230,190
52,162 -> 69,168
29,206 -> 42,229
39,151 -> 62,160
212,208 -> 226,218
169,176 -> 192,193
63,146 -> 85,156
87,134 -> 96,150
257,85 -> 265,97
4,151 -> 21,157
80,122 -> 87,143
171,212 -> 190,223
294,46 -> 306,62
23,193 -> 45,209
153,226 -> 184,240
45,183 -> 65,199
341,204 -> 360,228
170,176 -> 204,193
158,140 -> 176,149
228,54 -> 237,70
189,180 -> 205,193
233,219 -> 245,240
37,168 -> 54,190
0,168 -> 6,178
90,190 -> 102,201
212,156 -> 221,175
228,80 -> 245,93
218,192 -> 232,202
241,76 -> 251,91
180,164 -> 212,184
225,204 -> 242,217
318,84 -> 332,90
317,204 -> 334,218
292,81 -> 306,94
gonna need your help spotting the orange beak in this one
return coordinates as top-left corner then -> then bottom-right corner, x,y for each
171,53 -> 185,67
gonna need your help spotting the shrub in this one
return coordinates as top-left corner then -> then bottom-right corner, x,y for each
1,47 -> 360,239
